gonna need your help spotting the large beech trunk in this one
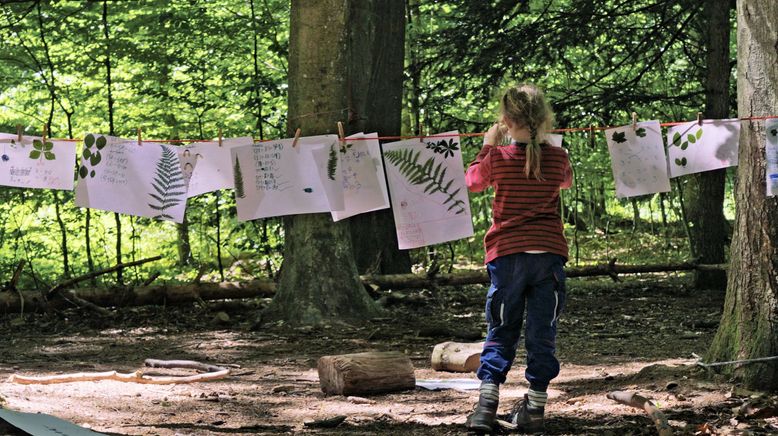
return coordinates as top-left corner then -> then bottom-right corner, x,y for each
706,0 -> 778,389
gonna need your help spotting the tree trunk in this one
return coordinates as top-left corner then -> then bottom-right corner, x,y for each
176,215 -> 193,266
344,0 -> 410,274
685,0 -> 733,290
262,0 -> 382,326
706,0 -> 778,389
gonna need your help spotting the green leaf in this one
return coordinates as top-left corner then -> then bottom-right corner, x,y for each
770,129 -> 778,137
90,153 -> 101,166
32,139 -> 43,151
635,127 -> 647,138
672,132 -> 682,147
79,166 -> 88,178
84,134 -> 95,148
44,152 -> 55,160
29,150 -> 41,159
687,134 -> 696,144
96,136 -> 107,150
680,142 -> 688,151
674,158 -> 682,166
83,148 -> 92,159
90,170 -> 96,178
696,129 -> 703,139
43,141 -> 53,151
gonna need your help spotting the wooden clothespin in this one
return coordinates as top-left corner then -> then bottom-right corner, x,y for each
218,128 -> 223,147
291,128 -> 301,148
42,123 -> 48,143
137,127 -> 142,146
337,121 -> 345,144
631,112 -> 638,130
697,112 -> 703,126
16,124 -> 22,142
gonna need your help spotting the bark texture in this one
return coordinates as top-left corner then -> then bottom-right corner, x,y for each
685,0 -> 733,290
264,0 -> 381,326
706,0 -> 778,389
346,0 -> 411,274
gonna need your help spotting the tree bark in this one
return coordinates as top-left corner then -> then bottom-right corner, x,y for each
706,0 -> 778,389
262,0 -> 382,326
685,0 -> 733,290
176,215 -> 193,266
345,0 -> 411,274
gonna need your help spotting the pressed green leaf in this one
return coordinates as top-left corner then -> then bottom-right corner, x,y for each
687,134 -> 696,144
96,136 -> 107,150
681,142 -> 688,151
79,166 -> 88,178
84,134 -> 95,148
29,150 -> 41,159
90,153 -> 101,166
44,152 -> 55,160
43,141 -> 53,151
83,148 -> 92,159
672,132 -> 682,146
696,129 -> 703,139
90,170 -> 96,178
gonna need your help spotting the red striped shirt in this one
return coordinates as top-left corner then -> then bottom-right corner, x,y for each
466,143 -> 572,264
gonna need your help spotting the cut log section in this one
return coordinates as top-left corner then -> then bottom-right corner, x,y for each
317,351 -> 415,396
431,341 -> 484,372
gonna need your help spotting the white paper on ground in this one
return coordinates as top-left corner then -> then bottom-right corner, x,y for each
416,379 -> 481,391
0,408 -> 107,436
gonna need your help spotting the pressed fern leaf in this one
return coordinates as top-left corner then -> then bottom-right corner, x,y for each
327,144 -> 338,181
384,148 -> 466,214
148,146 -> 186,219
234,156 -> 246,199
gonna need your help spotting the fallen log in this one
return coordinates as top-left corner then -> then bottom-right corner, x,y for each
317,351 -> 415,396
0,280 -> 277,313
607,391 -> 673,436
0,261 -> 727,313
430,341 -> 483,372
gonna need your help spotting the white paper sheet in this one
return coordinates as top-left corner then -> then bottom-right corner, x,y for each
181,136 -> 254,197
331,132 -> 390,221
666,118 -> 740,178
74,134 -> 195,223
546,133 -> 563,147
382,131 -> 474,249
0,408 -> 107,436
0,133 -> 77,190
416,378 -> 481,391
605,120 -> 671,198
766,118 -> 778,197
231,135 -> 343,221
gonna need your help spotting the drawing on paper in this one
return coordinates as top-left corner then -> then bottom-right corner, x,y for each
605,120 -> 671,198
79,134 -> 106,179
327,143 -> 338,180
383,148 -> 465,214
148,146 -> 186,220
330,132 -> 390,222
666,119 -> 739,178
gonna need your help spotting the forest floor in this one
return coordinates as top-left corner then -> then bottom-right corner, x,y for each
1,273 -> 777,435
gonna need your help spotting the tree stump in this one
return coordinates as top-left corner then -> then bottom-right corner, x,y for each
430,341 -> 484,372
317,351 -> 415,395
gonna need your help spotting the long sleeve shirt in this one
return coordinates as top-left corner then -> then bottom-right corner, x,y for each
466,142 -> 572,264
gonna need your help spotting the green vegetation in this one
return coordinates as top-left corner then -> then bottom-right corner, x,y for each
0,0 -> 736,290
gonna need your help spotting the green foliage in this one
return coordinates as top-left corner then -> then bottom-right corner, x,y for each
148,146 -> 185,220
79,134 -> 105,179
384,148 -> 465,214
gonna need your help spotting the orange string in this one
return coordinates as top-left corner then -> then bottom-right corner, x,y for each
41,115 -> 778,143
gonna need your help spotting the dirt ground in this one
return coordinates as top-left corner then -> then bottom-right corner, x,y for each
1,274 -> 777,435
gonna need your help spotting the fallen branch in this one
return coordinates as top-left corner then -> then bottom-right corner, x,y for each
45,255 -> 162,299
8,359 -> 230,385
607,391 -> 672,436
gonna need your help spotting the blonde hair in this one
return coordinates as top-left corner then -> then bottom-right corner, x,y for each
500,83 -> 555,180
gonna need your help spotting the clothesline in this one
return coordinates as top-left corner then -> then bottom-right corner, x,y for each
30,114 -> 778,144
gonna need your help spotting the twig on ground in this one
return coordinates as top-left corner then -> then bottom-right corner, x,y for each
607,391 -> 672,436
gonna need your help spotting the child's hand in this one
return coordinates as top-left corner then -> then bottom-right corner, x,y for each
484,123 -> 508,147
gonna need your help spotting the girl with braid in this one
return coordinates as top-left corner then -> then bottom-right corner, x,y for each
465,83 -> 572,434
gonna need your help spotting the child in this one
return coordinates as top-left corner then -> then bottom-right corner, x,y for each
465,83 -> 572,433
